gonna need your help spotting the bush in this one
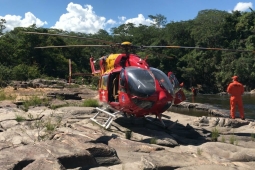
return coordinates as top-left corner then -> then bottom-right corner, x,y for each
251,133 -> 255,141
22,96 -> 50,112
0,65 -> 12,86
15,114 -> 25,122
211,127 -> 219,142
125,130 -> 132,140
0,65 -> 12,80
82,99 -> 99,107
12,64 -> 40,81
150,137 -> 157,144
197,148 -> 203,156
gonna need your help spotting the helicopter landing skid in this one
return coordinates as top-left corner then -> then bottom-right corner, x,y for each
90,107 -> 121,129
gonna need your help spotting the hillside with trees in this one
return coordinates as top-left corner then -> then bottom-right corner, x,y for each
0,9 -> 255,93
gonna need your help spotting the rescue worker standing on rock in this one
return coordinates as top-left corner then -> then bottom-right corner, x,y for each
227,76 -> 245,120
191,87 -> 198,96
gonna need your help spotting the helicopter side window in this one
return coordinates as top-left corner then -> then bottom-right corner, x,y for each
101,75 -> 108,90
119,69 -> 126,92
150,67 -> 174,95
168,72 -> 180,89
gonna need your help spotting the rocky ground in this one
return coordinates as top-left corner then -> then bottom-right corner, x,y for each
1,81 -> 255,170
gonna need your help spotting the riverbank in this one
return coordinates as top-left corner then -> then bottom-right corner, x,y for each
174,92 -> 255,120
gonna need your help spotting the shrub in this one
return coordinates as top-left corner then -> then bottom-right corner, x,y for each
22,96 -> 50,112
0,65 -> 12,85
82,99 -> 99,107
150,137 -> 157,144
197,148 -> 203,156
125,130 -> 132,140
15,114 -> 25,122
45,119 -> 56,131
211,127 -> 219,142
221,135 -> 226,143
229,129 -> 238,145
12,64 -> 40,81
229,135 -> 236,145
251,133 -> 255,141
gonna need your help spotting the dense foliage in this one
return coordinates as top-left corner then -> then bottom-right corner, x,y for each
0,9 -> 255,93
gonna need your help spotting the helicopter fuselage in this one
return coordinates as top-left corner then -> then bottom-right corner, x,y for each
90,52 -> 186,118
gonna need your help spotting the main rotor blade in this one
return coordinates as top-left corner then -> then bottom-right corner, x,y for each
143,46 -> 255,53
143,49 -> 173,59
35,45 -> 110,49
24,32 -> 115,44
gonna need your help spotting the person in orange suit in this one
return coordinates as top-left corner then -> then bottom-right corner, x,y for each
191,87 -> 197,96
227,76 -> 245,120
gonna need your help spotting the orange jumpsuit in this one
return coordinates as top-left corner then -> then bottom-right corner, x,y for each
227,80 -> 244,119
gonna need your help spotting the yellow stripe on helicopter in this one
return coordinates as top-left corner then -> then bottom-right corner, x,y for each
105,54 -> 120,72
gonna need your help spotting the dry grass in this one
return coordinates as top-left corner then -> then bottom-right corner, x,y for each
3,86 -> 60,101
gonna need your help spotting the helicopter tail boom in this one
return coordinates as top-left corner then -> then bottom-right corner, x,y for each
90,57 -> 101,75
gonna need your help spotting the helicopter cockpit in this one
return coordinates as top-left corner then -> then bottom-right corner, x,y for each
121,66 -> 175,98
125,67 -> 156,97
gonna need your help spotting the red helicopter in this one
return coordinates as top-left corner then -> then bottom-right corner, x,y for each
25,32 -> 186,129
89,41 -> 186,129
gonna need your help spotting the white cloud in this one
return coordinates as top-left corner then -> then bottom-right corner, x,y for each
0,2 -> 155,34
118,16 -> 126,22
52,2 -> 115,34
1,12 -> 47,32
124,14 -> 154,26
106,19 -> 116,25
233,2 -> 253,11
52,3 -> 154,34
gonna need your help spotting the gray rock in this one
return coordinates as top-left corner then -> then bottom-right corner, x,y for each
141,150 -> 209,169
23,158 -> 66,170
0,120 -> 18,129
218,118 -> 225,127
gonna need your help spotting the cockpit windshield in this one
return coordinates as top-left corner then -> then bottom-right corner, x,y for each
126,67 -> 155,97
150,67 -> 174,95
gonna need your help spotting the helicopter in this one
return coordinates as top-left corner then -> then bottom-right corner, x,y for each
88,41 -> 186,129
24,32 -> 255,129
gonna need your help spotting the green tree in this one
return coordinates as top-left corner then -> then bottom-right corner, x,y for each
191,10 -> 230,47
0,18 -> 6,35
12,64 -> 40,81
148,14 -> 167,28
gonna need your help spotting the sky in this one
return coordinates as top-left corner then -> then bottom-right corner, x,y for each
0,0 -> 254,34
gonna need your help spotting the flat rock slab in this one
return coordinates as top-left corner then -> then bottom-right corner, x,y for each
22,158 -> 65,170
0,134 -> 121,169
141,150 -> 209,169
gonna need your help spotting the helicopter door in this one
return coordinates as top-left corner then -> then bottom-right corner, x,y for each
112,74 -> 119,101
99,75 -> 109,102
108,72 -> 120,102
119,69 -> 129,106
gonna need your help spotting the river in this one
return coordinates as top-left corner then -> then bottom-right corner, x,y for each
169,93 -> 255,119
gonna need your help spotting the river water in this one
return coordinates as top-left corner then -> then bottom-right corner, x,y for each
169,93 -> 255,119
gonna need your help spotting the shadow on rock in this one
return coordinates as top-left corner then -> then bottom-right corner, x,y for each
114,116 -> 210,147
